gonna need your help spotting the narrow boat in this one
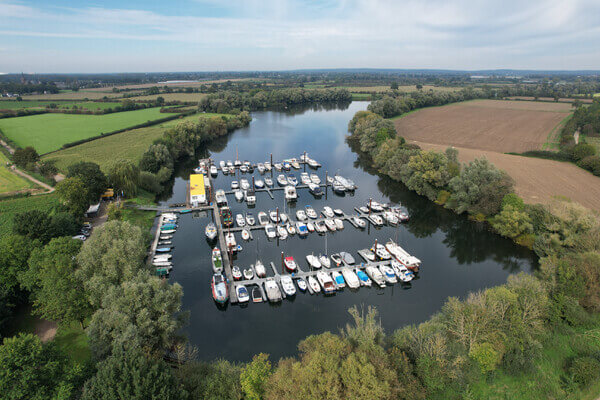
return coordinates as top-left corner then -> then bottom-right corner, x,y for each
310,173 -> 320,184
258,212 -> 269,225
159,235 -> 173,240
158,240 -> 172,246
264,278 -> 282,302
277,174 -> 287,186
308,183 -> 323,197
306,254 -> 321,269
315,220 -> 327,233
284,256 -> 297,272
324,219 -> 336,232
236,285 -> 250,303
317,272 -> 336,294
319,254 -> 331,268
386,241 -> 421,271
161,224 -> 177,230
287,174 -> 298,186
380,265 -> 398,284
153,261 -> 172,267
342,269 -> 361,289
211,274 -> 228,303
241,228 -> 251,241
246,213 -> 256,226
236,214 -> 246,227
160,229 -> 175,234
305,205 -> 318,219
205,222 -> 217,240
306,222 -> 315,232
308,276 -> 321,293
331,253 -> 343,266
280,275 -> 296,296
211,248 -> 223,273
296,222 -> 309,237
252,286 -> 263,303
322,206 -> 334,218
264,177 -> 273,187
265,224 -> 277,239
243,268 -> 254,280
255,179 -> 264,189
352,216 -> 366,229
332,271 -> 346,288
366,266 -> 386,287
285,185 -> 297,201
296,277 -> 307,292
231,180 -> 239,190
234,190 -> 244,202
232,266 -> 242,280
277,225 -> 288,240
355,269 -> 372,286
255,260 -> 266,277
296,209 -> 307,220
340,251 -> 355,265
300,172 -> 311,185
334,218 -> 344,230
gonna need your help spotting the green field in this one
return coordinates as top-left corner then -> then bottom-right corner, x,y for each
0,193 -> 60,238
0,100 -> 122,111
0,107 -> 173,154
43,112 -> 230,172
0,152 -> 35,194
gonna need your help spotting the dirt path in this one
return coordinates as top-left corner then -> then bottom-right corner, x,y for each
34,319 -> 58,343
10,166 -> 54,193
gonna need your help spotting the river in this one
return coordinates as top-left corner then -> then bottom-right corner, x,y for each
159,101 -> 537,362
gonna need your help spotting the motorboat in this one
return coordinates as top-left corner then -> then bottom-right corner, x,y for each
236,213 -> 246,227
333,208 -> 344,216
274,163 -> 283,171
280,213 -> 289,223
155,247 -> 171,253
215,190 -> 228,206
322,206 -> 334,218
159,235 -> 173,240
391,260 -> 414,282
252,286 -> 263,302
366,266 -> 386,287
225,232 -> 237,251
211,248 -> 223,273
324,219 -> 336,232
212,274 -> 229,303
280,275 -> 296,296
227,160 -> 234,168
308,276 -> 321,293
355,269 -> 372,286
240,165 -> 248,173
308,183 -> 323,197
282,162 -> 291,171
334,218 -> 344,230
257,163 -> 265,174
306,222 -> 315,232
327,176 -> 335,185
284,256 -> 297,272
316,272 -> 336,294
258,212 -> 269,225
352,216 -> 366,229
232,266 -> 242,280
255,260 -> 266,277
386,241 -> 421,271
243,268 -> 254,280
210,165 -> 218,176
286,223 -> 296,235
264,278 -> 282,302
332,183 -> 346,195
160,229 -> 176,234
369,201 -> 384,212
285,185 -> 297,201
236,285 -> 249,303
234,159 -> 242,167
264,177 -> 273,187
264,162 -> 272,171
158,240 -> 172,246
380,265 -> 398,284
277,174 -> 287,186
246,213 -> 256,226
277,225 -> 288,240
383,211 -> 399,225
245,189 -> 256,205
291,161 -> 301,169
340,251 -> 355,265
369,215 -> 384,226
296,277 -> 307,292
153,254 -> 171,260
332,271 -> 346,288
265,224 -> 277,239
335,175 -> 356,191
234,190 -> 244,202
315,221 -> 327,233
240,179 -> 250,190
359,206 -> 370,214
231,181 -> 239,190
307,159 -> 319,168
342,269 -> 360,289
205,222 -> 217,240
219,160 -> 226,169
241,228 -> 251,241
194,166 -> 205,174
319,254 -> 331,268
331,253 -> 343,266
306,254 -> 322,269
310,174 -> 320,184
269,210 -> 280,223
161,223 -> 177,230
296,209 -> 307,221
296,222 -> 309,237
255,179 -> 265,189
287,175 -> 298,186
300,172 -> 311,185
305,205 -> 318,219
360,249 -> 376,262
371,243 -> 391,260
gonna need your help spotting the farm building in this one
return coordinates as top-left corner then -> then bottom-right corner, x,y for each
189,174 -> 206,206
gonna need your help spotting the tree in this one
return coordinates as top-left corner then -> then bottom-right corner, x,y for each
390,82 -> 399,90
241,353 -> 272,400
48,212 -> 79,238
155,96 -> 165,106
416,84 -> 423,90
76,220 -> 148,307
82,346 -> 187,400
469,342 -> 501,374
491,205 -> 533,239
107,159 -> 140,197
400,151 -> 451,201
56,177 -> 90,215
139,144 -> 173,173
12,210 -> 52,242
568,143 -> 596,161
12,146 -> 39,168
66,161 -> 107,202
20,237 -> 91,326
0,333 -> 87,400
176,359 -> 241,400
86,271 -> 185,359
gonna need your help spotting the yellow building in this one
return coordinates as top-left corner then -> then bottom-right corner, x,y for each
190,174 -> 206,206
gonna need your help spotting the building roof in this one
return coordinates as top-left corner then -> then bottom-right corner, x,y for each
190,174 -> 205,197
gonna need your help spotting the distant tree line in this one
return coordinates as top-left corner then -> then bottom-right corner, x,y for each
0,82 -> 59,95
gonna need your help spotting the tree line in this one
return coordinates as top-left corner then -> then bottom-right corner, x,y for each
557,99 -> 600,176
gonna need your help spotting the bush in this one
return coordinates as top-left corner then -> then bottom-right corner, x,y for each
569,356 -> 600,386
138,171 -> 162,194
577,155 -> 600,175
568,143 -> 596,161
12,146 -> 39,168
37,161 -> 58,179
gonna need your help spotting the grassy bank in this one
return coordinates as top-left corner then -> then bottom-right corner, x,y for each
0,152 -> 36,194
0,193 -> 60,238
0,100 -> 122,111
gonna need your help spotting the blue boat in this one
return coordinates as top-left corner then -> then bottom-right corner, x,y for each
156,247 -> 171,253
161,224 -> 177,230
180,209 -> 192,214
356,270 -> 371,286
334,273 -> 345,287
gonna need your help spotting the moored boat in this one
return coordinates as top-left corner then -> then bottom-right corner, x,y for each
255,260 -> 266,277
317,272 -> 336,294
308,276 -> 321,293
258,211 -> 269,225
332,271 -> 346,288
211,248 -> 223,273
386,240 -> 421,271
205,222 -> 217,240
284,256 -> 297,272
319,254 -> 331,268
330,253 -> 343,266
296,277 -> 307,292
236,285 -> 249,303
252,286 -> 263,303
264,278 -> 282,302
366,266 -> 386,287
211,273 -> 229,303
305,205 -> 318,219
342,269 -> 361,289
280,275 -> 296,296
306,254 -> 321,269
355,269 -> 372,286
243,268 -> 254,280
232,266 -> 242,280
379,264 -> 398,284
340,251 -> 355,265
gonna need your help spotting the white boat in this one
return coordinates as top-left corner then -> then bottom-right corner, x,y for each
236,285 -> 250,303
211,248 -> 223,273
232,266 -> 242,280
332,271 -> 346,288
335,175 -> 356,191
243,268 -> 254,280
284,256 -> 297,272
332,183 -> 346,194
245,190 -> 256,205
322,206 -> 334,218
277,225 -> 288,239
296,222 -> 309,236
305,205 -> 318,219
310,174 -> 320,184
159,235 -> 173,240
234,190 -> 244,202
306,254 -> 322,269
308,183 -> 323,197
255,179 -> 264,189
391,260 -> 414,282
306,222 -> 315,232
280,213 -> 288,223
379,265 -> 398,284
315,221 -> 327,233
280,275 -> 296,296
285,185 -> 297,201
255,260 -> 266,277
153,254 -> 172,260
234,159 -> 241,166
236,214 -> 246,227
300,172 -> 311,185
291,161 -> 301,169
240,165 -> 248,173
227,160 -> 233,168
286,223 -> 296,235
264,177 -> 273,187
308,276 -> 321,293
297,278 -> 307,292
319,254 -> 331,268
225,232 -> 237,250
158,240 -> 172,246
274,163 -> 283,171
296,209 -> 307,221
334,218 -> 344,230
246,213 -> 255,226
372,243 -> 391,260
258,212 -> 269,225
257,163 -> 265,174
333,208 -> 344,216
370,215 -> 384,226
240,179 -> 250,190
241,228 -> 251,241
307,159 -> 319,168
342,269 -> 360,289
386,241 -> 421,271
340,251 -> 355,265
352,216 -> 366,228
269,210 -> 280,223
264,278 -> 282,302
287,175 -> 298,186
369,201 -> 384,212
205,222 -> 217,240
265,224 -> 277,239
231,181 -> 239,190
366,266 -> 386,287
359,206 -> 370,214
383,211 -> 399,225
219,160 -> 226,169
316,272 -> 336,294
277,174 -> 287,186
264,162 -> 272,171
210,165 -> 218,176
161,229 -> 175,234
215,189 -> 228,206
324,219 -> 336,232
360,249 -> 376,262
355,268 -> 372,287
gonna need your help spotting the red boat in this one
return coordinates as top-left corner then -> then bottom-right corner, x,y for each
284,256 -> 297,272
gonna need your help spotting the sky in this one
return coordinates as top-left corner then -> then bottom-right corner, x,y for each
1,0 -> 599,73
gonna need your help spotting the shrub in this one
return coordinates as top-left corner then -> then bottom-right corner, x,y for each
577,155 -> 600,175
491,205 -> 533,239
569,356 -> 600,386
138,171 -> 162,194
568,143 -> 596,161
12,146 -> 39,168
435,190 -> 451,206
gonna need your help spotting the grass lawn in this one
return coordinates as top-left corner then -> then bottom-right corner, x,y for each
0,152 -> 35,194
351,93 -> 372,100
0,100 -> 122,111
0,107 -> 171,154
0,193 -> 60,238
127,92 -> 208,102
43,112 -> 231,172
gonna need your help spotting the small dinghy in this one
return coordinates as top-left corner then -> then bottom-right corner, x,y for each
159,235 -> 173,240
205,222 -> 217,240
156,247 -> 171,253
306,222 -> 315,232
255,179 -> 264,189
236,285 -> 250,303
241,228 -> 251,241
258,212 -> 269,225
264,177 -> 273,187
306,254 -> 322,269
252,286 -> 263,303
231,181 -> 239,190
308,276 -> 321,293
286,223 -> 295,235
331,253 -> 343,266
319,254 -> 331,268
158,240 -> 172,245
232,266 -> 242,280
246,213 -> 256,226
243,268 -> 254,280
255,260 -> 266,277
234,190 -> 244,202
296,277 -> 307,292
296,209 -> 307,220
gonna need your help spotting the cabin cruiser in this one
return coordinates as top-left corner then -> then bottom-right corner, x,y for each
240,165 -> 248,173
227,160 -> 234,168
317,272 -> 336,294
255,179 -> 265,189
305,205 -> 318,219
285,185 -> 297,201
331,253 -> 343,267
231,181 -> 239,190
307,158 -> 319,168
215,189 -> 228,206
257,163 -> 265,174
280,275 -> 296,296
219,160 -> 226,169
225,232 -> 237,251
334,218 -> 344,230
287,174 -> 298,186
383,211 -> 399,225
322,206 -> 335,218
291,160 -> 301,169
385,241 -> 421,271
296,222 -> 309,237
286,223 -> 296,235
342,269 -> 361,289
264,177 -> 273,187
269,210 -> 280,223
368,201 -> 385,212
332,271 -> 346,288
234,190 -> 244,202
236,213 -> 246,227
296,209 -> 307,221
379,265 -> 398,284
282,162 -> 291,171
252,286 -> 263,303
240,179 -> 250,190
308,183 -> 323,197
391,260 -> 414,282
306,254 -> 321,269
310,174 -> 321,184
319,254 -> 331,269
234,159 -> 242,167
360,248 -> 376,262
274,163 -> 283,171
211,274 -> 229,303
246,213 -> 255,226
324,219 -> 336,232
284,256 -> 297,272
355,269 -> 372,286
210,165 -> 218,176
255,260 -> 266,277
264,162 -> 272,171
264,278 -> 282,302
340,251 -> 355,265
245,189 -> 256,205
277,225 -> 288,240
335,175 -> 356,191
300,172 -> 311,185
366,266 -> 386,287
352,216 -> 366,229
306,222 -> 315,232
333,208 -> 344,216
243,268 -> 254,280
232,266 -> 242,280
332,183 -> 346,195
205,222 -> 217,240
327,176 -> 335,185
265,224 -> 277,239
277,174 -> 287,186
359,206 -> 370,214
308,276 -> 321,293
258,212 -> 269,225
241,228 -> 251,241
369,214 -> 384,226
371,243 -> 391,260
296,277 -> 307,292
236,285 -> 249,303
315,220 -> 327,233
211,248 -> 223,273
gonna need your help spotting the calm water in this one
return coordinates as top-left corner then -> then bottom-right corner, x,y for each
160,102 -> 537,361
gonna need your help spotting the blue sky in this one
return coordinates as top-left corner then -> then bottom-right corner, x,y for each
1,0 -> 599,73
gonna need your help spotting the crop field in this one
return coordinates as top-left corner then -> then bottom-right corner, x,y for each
127,92 -> 208,102
0,107 -> 172,154
43,112 -> 231,172
343,85 -> 462,93
0,100 -> 122,111
506,96 -> 594,104
0,152 -> 35,194
84,78 -> 252,91
0,193 -> 60,238
21,91 -> 127,100
393,100 -> 572,153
